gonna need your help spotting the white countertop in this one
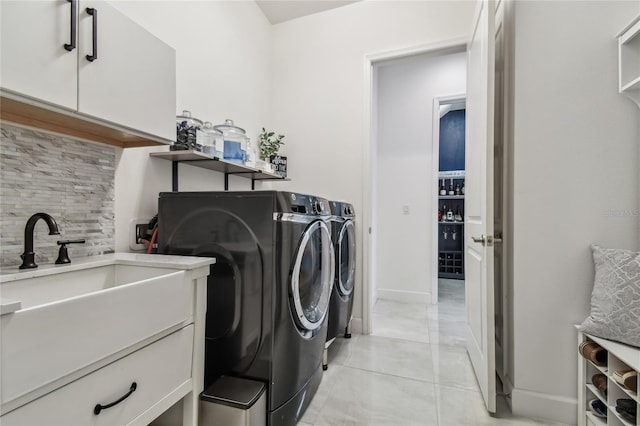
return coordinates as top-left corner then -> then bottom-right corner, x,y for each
0,253 -> 216,283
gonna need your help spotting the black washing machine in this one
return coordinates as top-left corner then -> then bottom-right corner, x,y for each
157,191 -> 334,426
323,201 -> 356,369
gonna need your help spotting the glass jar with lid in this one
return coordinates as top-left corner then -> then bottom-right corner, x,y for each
213,119 -> 248,164
199,122 -> 224,158
174,110 -> 203,151
244,137 -> 257,167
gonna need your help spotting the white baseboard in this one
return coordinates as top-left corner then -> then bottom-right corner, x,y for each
511,387 -> 577,425
376,289 -> 431,304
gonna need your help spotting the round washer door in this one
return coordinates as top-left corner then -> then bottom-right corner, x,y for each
337,219 -> 356,297
290,220 -> 335,334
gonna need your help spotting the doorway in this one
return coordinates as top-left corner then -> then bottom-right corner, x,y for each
432,96 -> 466,306
363,6 -> 510,415
365,42 -> 467,338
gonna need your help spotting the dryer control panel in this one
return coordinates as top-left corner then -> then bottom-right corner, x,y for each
277,192 -> 330,217
329,201 -> 356,218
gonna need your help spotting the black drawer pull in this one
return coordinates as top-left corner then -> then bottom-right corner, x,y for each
63,0 -> 76,51
85,7 -> 97,62
93,382 -> 137,415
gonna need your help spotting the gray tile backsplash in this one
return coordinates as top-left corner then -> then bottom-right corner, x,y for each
0,123 -> 115,269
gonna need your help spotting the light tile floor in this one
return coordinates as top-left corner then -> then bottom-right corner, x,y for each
299,279 -> 569,426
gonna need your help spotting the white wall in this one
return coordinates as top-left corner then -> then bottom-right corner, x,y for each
109,0 -> 475,330
110,0 -> 273,251
375,52 -> 466,302
509,1 -> 640,423
103,2 -> 640,423
270,0 -> 475,329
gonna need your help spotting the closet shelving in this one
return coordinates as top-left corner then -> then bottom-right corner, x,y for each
437,171 -> 465,279
149,150 -> 287,191
438,207 -> 465,278
618,14 -> 640,108
577,329 -> 639,426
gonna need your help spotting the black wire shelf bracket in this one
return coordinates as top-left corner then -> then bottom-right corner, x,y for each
150,150 -> 288,191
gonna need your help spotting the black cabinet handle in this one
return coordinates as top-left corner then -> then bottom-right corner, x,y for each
63,0 -> 76,51
93,382 -> 137,415
85,7 -> 97,62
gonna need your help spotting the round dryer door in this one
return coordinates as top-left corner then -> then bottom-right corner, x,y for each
337,219 -> 356,297
291,220 -> 334,334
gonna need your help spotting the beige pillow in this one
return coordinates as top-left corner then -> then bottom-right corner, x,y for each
579,245 -> 640,348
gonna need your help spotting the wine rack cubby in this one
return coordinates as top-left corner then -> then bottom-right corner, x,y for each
438,251 -> 464,277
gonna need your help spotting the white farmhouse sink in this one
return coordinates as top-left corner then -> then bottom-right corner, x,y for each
0,254 -> 213,413
0,264 -> 177,311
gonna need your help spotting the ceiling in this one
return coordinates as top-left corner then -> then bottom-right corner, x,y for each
255,1 -> 361,24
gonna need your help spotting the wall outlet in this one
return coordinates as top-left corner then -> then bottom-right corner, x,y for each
135,223 -> 149,244
403,205 -> 410,215
129,218 -> 151,251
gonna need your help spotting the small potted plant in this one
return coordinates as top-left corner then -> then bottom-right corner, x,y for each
258,128 -> 285,173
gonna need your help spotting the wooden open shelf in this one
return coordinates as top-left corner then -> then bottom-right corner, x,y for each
0,95 -> 171,149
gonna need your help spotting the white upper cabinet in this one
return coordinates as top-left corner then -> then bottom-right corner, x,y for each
0,0 -> 176,145
0,1 -> 78,111
77,1 -> 175,140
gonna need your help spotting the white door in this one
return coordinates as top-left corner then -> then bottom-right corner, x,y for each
0,0 -> 78,110
465,0 -> 496,413
78,0 -> 175,141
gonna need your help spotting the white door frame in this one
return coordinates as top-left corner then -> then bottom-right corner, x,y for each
431,95 -> 466,305
361,37 -> 468,335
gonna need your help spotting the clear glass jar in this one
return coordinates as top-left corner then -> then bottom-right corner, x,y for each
213,119 -> 248,164
175,110 -> 203,151
199,122 -> 224,158
245,137 -> 257,167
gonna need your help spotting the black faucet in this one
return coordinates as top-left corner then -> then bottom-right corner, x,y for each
19,213 -> 61,269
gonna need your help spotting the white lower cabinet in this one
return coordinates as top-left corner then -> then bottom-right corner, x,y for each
2,325 -> 194,426
578,331 -> 639,426
1,270 -> 192,408
0,255 -> 214,426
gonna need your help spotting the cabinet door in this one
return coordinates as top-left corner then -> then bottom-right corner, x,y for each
0,0 -> 78,110
1,325 -> 193,426
77,0 -> 175,141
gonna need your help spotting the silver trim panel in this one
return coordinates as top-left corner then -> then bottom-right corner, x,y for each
290,221 -> 335,333
273,212 -> 324,224
337,219 -> 355,297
